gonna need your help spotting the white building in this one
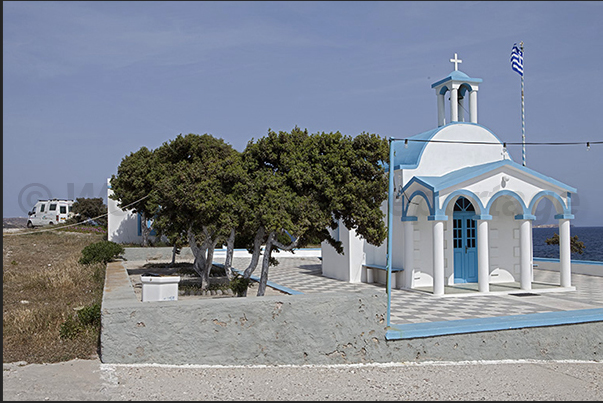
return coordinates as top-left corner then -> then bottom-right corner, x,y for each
107,178 -> 159,245
321,55 -> 576,295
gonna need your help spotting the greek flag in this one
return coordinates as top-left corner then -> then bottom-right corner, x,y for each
510,43 -> 523,76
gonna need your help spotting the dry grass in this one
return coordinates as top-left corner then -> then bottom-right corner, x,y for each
3,229 -> 106,363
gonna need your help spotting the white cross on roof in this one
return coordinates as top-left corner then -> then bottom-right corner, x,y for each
450,53 -> 462,71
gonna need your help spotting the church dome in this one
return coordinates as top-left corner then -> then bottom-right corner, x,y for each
392,122 -> 509,178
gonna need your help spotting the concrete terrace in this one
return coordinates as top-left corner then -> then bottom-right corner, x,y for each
220,254 -> 603,338
119,247 -> 603,331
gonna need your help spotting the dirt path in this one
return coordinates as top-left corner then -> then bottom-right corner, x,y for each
4,358 -> 603,401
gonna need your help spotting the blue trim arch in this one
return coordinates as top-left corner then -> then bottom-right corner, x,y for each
458,83 -> 475,98
484,190 -> 529,216
528,190 -> 571,216
440,190 -> 485,217
403,190 -> 434,218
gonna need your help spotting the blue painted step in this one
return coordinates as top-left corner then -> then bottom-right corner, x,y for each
386,308 -> 603,340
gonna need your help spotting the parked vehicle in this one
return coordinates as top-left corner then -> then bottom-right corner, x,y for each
27,199 -> 74,228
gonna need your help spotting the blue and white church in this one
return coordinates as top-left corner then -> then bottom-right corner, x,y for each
321,54 -> 577,296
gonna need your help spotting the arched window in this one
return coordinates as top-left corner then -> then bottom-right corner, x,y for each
454,196 -> 475,212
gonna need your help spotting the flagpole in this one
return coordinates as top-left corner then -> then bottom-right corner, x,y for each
386,137 -> 394,328
521,41 -> 525,166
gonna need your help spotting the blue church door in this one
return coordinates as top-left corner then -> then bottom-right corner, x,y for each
453,197 -> 478,283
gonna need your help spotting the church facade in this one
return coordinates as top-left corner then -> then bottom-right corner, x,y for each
321,55 -> 576,296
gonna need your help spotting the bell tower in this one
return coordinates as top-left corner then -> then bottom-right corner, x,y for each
431,53 -> 483,127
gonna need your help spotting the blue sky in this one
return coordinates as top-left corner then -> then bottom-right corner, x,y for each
3,1 -> 603,226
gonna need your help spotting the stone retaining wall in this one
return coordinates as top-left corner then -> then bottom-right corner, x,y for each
101,259 -> 602,365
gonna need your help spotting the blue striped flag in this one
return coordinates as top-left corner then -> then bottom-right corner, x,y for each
510,43 -> 523,76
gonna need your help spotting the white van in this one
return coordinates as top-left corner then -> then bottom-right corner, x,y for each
27,199 -> 74,228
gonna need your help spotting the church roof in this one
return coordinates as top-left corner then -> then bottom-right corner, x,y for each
390,127 -> 441,169
412,159 -> 577,193
431,70 -> 483,88
390,122 -> 503,170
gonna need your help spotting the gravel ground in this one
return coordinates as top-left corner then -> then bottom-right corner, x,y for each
3,358 -> 602,400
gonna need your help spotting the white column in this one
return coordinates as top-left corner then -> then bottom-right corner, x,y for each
366,267 -> 374,283
450,88 -> 458,123
477,219 -> 490,293
403,220 -> 415,288
519,219 -> 532,290
437,93 -> 446,127
559,218 -> 572,287
433,220 -> 445,296
395,271 -> 404,290
469,90 -> 478,123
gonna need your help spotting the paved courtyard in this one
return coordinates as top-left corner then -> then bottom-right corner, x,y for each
207,256 -> 603,325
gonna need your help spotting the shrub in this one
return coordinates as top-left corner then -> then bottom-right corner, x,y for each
59,316 -> 81,340
79,241 -> 124,265
59,303 -> 101,340
229,273 -> 255,297
77,303 -> 101,327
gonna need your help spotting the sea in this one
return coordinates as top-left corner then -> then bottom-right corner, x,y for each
533,226 -> 603,262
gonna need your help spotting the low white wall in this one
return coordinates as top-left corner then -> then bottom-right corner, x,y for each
534,257 -> 603,277
122,247 -> 321,262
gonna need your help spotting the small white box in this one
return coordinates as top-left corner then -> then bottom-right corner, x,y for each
141,275 -> 180,302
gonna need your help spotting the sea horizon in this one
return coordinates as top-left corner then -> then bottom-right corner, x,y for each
533,226 -> 603,262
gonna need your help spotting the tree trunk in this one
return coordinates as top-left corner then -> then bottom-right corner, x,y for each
243,226 -> 265,278
188,227 -> 211,290
188,228 -> 203,271
239,226 -> 266,297
203,239 -> 219,290
169,244 -> 178,267
256,231 -> 276,296
223,227 -> 235,280
255,229 -> 300,297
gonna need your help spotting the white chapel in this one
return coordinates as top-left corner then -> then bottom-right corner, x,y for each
321,54 -> 577,295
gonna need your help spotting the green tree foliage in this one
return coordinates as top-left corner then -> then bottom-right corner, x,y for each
545,233 -> 585,254
110,146 -> 157,246
112,129 -> 389,296
241,127 -> 389,296
151,213 -> 189,267
71,197 -> 108,226
153,133 -> 242,289
306,130 -> 389,249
